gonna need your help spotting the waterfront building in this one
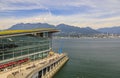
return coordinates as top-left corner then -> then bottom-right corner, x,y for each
0,29 -> 58,70
0,28 -> 68,78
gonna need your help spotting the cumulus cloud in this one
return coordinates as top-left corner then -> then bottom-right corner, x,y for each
0,0 -> 120,29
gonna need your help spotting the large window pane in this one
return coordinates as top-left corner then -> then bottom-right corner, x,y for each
4,50 -> 13,55
29,48 -> 35,54
22,49 -> 28,55
14,52 -> 21,57
4,53 -> 13,60
0,55 -> 3,60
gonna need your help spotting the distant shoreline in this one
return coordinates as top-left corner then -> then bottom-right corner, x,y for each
53,36 -> 120,39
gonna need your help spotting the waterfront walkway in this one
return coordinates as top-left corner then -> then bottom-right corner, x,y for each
42,56 -> 68,78
0,53 -> 66,78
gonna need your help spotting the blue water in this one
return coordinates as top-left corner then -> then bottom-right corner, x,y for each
53,38 -> 120,78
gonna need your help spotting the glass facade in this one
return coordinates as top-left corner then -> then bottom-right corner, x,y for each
0,33 -> 51,64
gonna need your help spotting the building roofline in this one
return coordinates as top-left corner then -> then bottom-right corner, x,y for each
0,28 -> 59,38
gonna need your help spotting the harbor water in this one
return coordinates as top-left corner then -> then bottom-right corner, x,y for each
53,38 -> 120,78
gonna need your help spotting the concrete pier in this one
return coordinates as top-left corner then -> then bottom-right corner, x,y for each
0,53 -> 69,78
27,53 -> 69,78
42,56 -> 68,78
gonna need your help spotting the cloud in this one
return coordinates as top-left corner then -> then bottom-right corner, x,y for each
0,0 -> 120,29
0,13 -> 120,30
0,0 -> 120,17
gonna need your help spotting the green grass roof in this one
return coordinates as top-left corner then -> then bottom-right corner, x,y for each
0,28 -> 59,36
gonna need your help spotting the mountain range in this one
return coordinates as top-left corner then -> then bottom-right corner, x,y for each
9,23 -> 120,35
9,23 -> 100,35
97,26 -> 120,34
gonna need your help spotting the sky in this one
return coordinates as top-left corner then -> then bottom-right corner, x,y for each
0,0 -> 120,30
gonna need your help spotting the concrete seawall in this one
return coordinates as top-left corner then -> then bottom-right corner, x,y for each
27,54 -> 69,78
0,53 -> 68,78
42,56 -> 69,78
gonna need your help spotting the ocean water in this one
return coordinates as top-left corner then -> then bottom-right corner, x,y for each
53,38 -> 120,78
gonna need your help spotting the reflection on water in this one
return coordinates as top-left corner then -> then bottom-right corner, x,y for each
53,38 -> 120,78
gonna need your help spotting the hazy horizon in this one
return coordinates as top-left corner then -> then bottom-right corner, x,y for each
0,0 -> 120,30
